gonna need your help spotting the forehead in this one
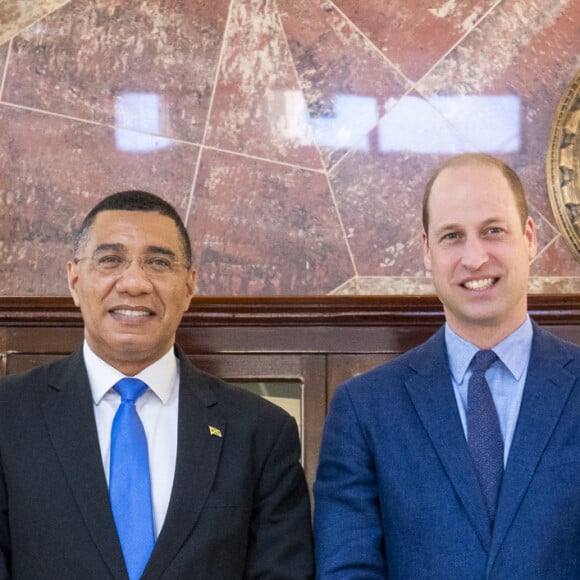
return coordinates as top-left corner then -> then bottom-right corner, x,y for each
86,210 -> 181,249
427,163 -> 521,232
430,163 -> 515,209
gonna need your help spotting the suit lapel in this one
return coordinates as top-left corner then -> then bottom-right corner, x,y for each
404,329 -> 492,551
41,351 -> 127,579
487,326 -> 576,571
144,351 -> 225,579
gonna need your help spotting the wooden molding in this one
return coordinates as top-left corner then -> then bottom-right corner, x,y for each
0,294 -> 579,327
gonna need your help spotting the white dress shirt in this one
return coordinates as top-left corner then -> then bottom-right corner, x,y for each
83,341 -> 179,537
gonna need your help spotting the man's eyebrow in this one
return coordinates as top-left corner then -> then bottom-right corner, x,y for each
94,243 -> 125,253
145,246 -> 178,258
93,244 -> 177,258
433,218 -> 504,236
432,223 -> 462,237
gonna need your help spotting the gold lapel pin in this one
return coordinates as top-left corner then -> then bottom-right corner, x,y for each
209,425 -> 223,438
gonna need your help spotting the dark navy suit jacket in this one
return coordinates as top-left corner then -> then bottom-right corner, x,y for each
314,323 -> 579,579
0,347 -> 314,579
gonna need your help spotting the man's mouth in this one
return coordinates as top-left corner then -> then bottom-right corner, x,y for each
111,308 -> 152,318
462,278 -> 497,291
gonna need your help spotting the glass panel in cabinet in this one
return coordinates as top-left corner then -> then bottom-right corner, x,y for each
231,380 -> 303,437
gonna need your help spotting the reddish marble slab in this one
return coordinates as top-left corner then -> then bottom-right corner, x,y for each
277,0 -> 410,169
329,147 -> 435,277
331,0 -> 499,81
0,0 -> 578,298
187,149 -> 354,295
0,106 -> 199,296
531,235 -> 580,276
3,0 -> 229,143
205,0 -> 322,170
527,207 -> 571,272
0,0 -> 66,45
0,43 -> 7,79
416,0 -> 580,235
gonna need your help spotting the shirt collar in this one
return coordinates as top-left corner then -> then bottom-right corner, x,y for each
83,341 -> 179,405
445,315 -> 533,383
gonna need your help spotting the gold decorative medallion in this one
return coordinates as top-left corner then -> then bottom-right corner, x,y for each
546,70 -> 580,262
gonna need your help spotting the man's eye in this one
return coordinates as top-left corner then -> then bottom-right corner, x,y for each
442,232 -> 459,241
145,257 -> 173,271
97,255 -> 125,268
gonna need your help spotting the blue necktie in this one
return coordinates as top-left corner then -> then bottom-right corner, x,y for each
110,378 -> 155,580
467,350 -> 503,526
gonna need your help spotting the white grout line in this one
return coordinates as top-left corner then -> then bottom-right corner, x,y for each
0,0 -> 74,45
0,99 -> 328,174
273,0 -> 359,278
412,0 -> 504,89
0,38 -> 12,101
183,0 -> 235,226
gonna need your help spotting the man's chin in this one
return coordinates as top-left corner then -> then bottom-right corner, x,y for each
445,304 -> 505,331
97,333 -> 159,356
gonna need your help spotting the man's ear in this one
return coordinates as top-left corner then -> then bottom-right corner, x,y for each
525,216 -> 538,261
183,268 -> 196,311
422,231 -> 432,272
66,261 -> 81,307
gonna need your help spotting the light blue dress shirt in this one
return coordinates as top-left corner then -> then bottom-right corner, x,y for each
445,316 -> 533,466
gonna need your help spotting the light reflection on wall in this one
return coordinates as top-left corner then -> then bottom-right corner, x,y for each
114,93 -> 172,153
283,91 -> 521,155
282,90 -> 317,145
380,95 -> 521,153
312,94 -> 379,151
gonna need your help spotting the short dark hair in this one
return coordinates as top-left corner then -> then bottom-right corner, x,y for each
422,153 -> 529,236
74,190 -> 192,267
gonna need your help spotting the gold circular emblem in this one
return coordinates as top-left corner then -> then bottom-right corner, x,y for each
546,70 -> 580,262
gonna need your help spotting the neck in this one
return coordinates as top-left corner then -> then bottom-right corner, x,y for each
446,317 -> 527,350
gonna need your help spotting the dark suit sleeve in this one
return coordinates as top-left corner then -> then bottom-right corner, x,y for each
314,384 -> 388,578
0,434 -> 10,579
244,413 -> 314,579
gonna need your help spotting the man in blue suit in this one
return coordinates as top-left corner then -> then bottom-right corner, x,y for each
314,153 -> 580,578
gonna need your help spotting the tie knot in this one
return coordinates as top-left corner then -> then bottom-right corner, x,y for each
114,377 -> 148,403
471,349 -> 498,373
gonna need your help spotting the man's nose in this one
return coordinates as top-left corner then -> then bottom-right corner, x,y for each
461,236 -> 489,270
114,259 -> 153,292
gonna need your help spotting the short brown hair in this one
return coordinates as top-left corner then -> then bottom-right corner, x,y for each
422,153 -> 529,235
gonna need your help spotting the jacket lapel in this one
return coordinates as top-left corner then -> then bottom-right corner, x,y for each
404,329 -> 492,551
41,350 -> 127,579
487,325 -> 576,571
144,350 -> 225,579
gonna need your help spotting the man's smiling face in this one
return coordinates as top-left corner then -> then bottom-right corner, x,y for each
422,161 -> 537,346
67,210 -> 195,375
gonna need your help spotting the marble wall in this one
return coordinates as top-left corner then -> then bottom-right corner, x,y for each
1,0 -> 579,296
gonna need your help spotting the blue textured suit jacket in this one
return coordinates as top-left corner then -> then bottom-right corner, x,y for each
0,347 -> 314,579
314,323 -> 579,579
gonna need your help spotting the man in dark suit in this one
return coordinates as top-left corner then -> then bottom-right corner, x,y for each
314,153 -> 580,578
0,191 -> 314,579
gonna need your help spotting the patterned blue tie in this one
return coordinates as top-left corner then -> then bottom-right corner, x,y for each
110,378 -> 155,580
467,350 -> 503,526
